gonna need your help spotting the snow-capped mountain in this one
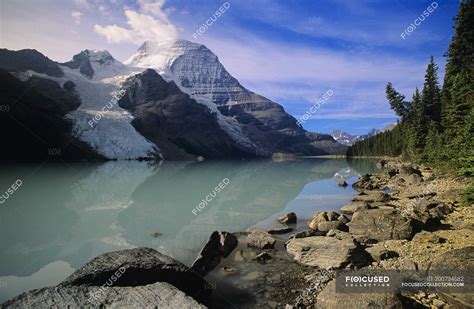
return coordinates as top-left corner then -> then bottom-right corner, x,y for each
126,40 -> 346,156
0,41 -> 346,161
331,130 -> 363,146
331,125 -> 396,146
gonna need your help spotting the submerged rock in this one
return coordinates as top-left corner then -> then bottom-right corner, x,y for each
268,227 -> 294,234
191,231 -> 238,276
338,179 -> 348,188
278,212 -> 297,224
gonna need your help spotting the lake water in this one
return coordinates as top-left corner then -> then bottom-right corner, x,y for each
0,158 -> 378,302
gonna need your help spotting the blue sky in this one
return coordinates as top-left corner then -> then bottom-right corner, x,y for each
1,0 -> 459,134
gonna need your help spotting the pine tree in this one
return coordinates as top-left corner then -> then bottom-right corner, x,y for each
441,0 -> 474,169
386,82 -> 410,119
421,56 -> 442,125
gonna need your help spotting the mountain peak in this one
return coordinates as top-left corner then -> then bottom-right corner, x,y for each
81,49 -> 115,65
124,40 -> 211,71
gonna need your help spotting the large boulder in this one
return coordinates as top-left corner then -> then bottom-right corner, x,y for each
308,211 -> 340,229
348,209 -> 414,241
404,200 -> 453,229
286,236 -> 371,269
247,229 -> 276,249
317,221 -> 347,233
191,231 -> 238,276
352,174 -> 379,191
399,165 -> 422,177
60,247 -> 210,303
365,244 -> 399,262
352,191 -> 391,203
316,279 -> 404,309
339,201 -> 370,215
1,282 -> 206,309
431,247 -> 474,308
2,248 -> 210,308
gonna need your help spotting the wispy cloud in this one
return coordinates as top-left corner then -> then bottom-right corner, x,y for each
94,0 -> 178,44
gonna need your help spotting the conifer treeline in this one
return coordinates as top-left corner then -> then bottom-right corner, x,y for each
348,0 -> 474,178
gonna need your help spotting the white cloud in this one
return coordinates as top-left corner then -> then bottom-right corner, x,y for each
71,11 -> 82,25
94,1 -> 178,44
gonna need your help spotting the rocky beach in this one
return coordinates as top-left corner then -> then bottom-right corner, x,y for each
2,158 -> 472,308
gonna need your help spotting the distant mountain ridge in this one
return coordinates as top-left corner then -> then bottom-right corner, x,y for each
331,123 -> 396,146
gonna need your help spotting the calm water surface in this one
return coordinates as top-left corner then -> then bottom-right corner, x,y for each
0,158 -> 378,302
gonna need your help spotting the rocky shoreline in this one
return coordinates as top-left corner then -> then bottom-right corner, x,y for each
2,159 -> 472,308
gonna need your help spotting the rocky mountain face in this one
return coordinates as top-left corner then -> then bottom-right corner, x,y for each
0,68 -> 104,162
0,41 -> 346,161
119,69 -> 256,159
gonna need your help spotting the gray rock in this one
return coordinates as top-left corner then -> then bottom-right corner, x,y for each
399,165 -> 422,177
338,179 -> 348,188
288,229 -> 323,239
412,231 -> 444,244
2,248 -> 210,308
431,246 -> 474,271
365,244 -> 399,262
387,168 -> 398,177
352,191 -> 391,203
308,212 -> 329,229
308,211 -> 340,230
254,252 -> 272,264
407,200 -> 453,228
278,212 -> 297,224
268,227 -> 294,234
316,279 -> 403,308
286,236 -> 370,269
317,221 -> 346,233
1,282 -> 206,309
191,231 -> 238,276
406,173 -> 422,184
326,211 -> 339,221
338,214 -> 350,224
348,209 -> 414,241
247,230 -> 276,249
340,202 -> 370,215
61,247 -> 210,303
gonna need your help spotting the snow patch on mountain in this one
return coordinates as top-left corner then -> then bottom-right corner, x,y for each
24,51 -> 160,160
60,63 -> 160,160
